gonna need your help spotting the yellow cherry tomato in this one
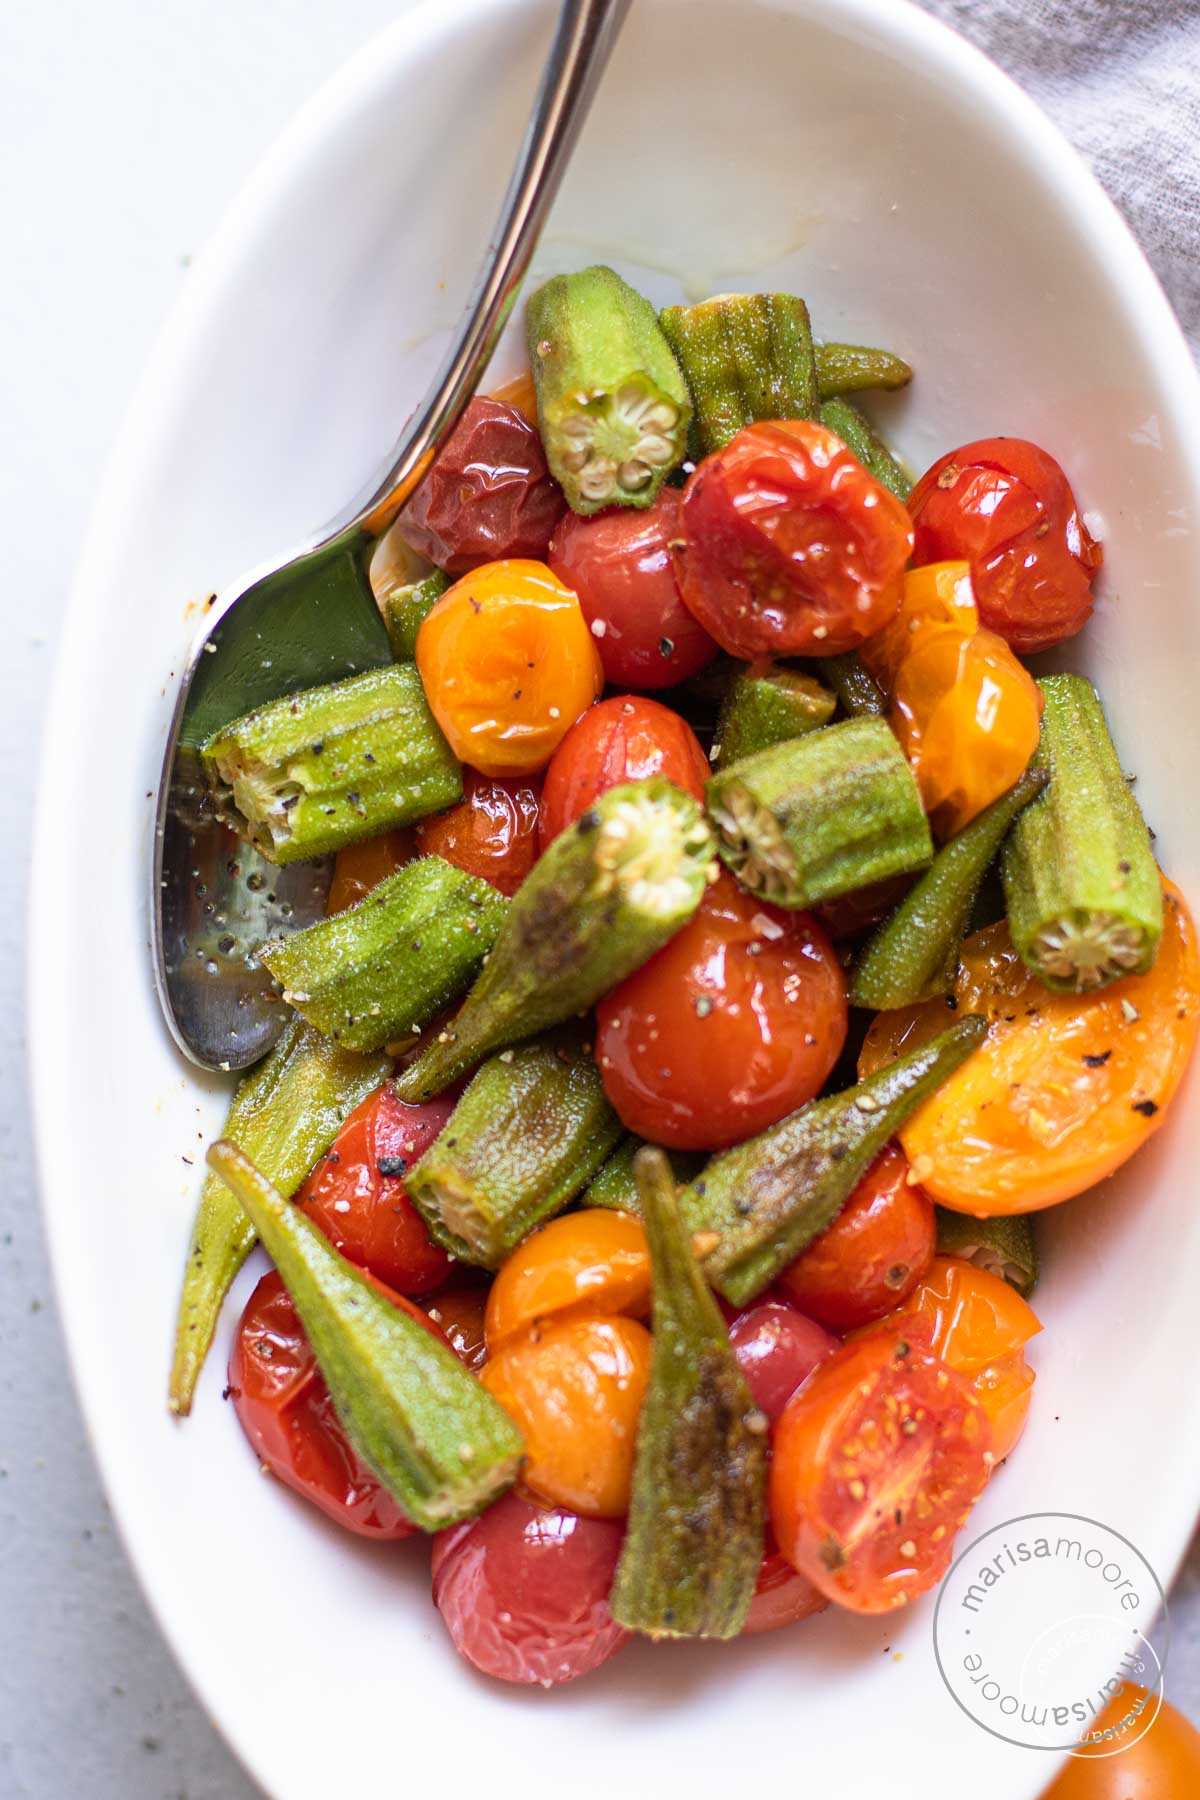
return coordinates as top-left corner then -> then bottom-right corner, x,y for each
859,560 -> 977,691
485,1210 -> 650,1353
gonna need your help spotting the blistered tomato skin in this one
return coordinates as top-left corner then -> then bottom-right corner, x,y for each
778,1145 -> 936,1331
595,870 -> 847,1151
229,1270 -> 447,1540
673,420 -> 913,659
295,1084 -> 454,1295
538,695 -> 711,851
416,768 -> 541,896
725,1298 -> 838,1422
397,396 -> 566,575
908,437 -> 1101,654
431,1492 -> 629,1686
548,490 -> 719,688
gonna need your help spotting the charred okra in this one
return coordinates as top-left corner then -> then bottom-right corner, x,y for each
707,719 -> 932,909
681,1017 -> 987,1305
207,1141 -> 523,1529
659,292 -> 819,455
202,664 -> 461,864
168,1018 -> 389,1415
395,779 -> 715,1101
715,661 -> 836,769
1002,675 -> 1162,991
405,1032 -> 621,1267
526,266 -> 690,514
380,569 -> 450,660
259,855 -> 507,1053
609,1149 -> 765,1640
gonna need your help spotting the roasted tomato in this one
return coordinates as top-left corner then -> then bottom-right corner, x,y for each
485,1210 -> 650,1353
548,490 -> 719,688
859,560 -> 977,692
743,1537 -> 829,1635
431,1492 -> 629,1686
595,870 -> 847,1150
538,695 -> 710,851
481,1315 -> 652,1518
778,1145 -> 936,1331
672,420 -> 913,658
416,559 -> 603,777
770,1320 -> 992,1613
294,1084 -> 453,1294
229,1269 -> 446,1540
326,829 -> 415,914
416,768 -> 541,896
1041,1686 -> 1200,1797
725,1296 -> 838,1422
397,396 -> 566,574
423,1275 -> 491,1371
858,883 -> 1200,1214
908,437 -> 1101,654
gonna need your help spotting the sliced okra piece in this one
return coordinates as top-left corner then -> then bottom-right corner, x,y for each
814,341 -> 913,400
659,292 -> 819,456
201,663 -> 461,865
379,569 -> 450,660
714,661 -> 836,769
935,1207 -> 1039,1299
819,397 -> 912,501
526,266 -> 691,514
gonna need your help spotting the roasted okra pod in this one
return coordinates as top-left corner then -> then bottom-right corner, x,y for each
814,341 -> 913,400
659,292 -> 820,455
585,1135 -> 706,1213
715,661 -> 836,769
379,569 -> 450,660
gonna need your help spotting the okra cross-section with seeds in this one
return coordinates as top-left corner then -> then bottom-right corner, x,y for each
258,855 -> 507,1054
706,718 -> 932,909
526,265 -> 691,514
201,663 -> 461,864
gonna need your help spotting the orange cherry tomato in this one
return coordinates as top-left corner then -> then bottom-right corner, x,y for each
1039,1686 -> 1200,1798
326,829 -> 415,914
770,1320 -> 992,1614
415,767 -> 541,896
488,370 -> 539,424
481,1315 -> 652,1518
858,882 -> 1200,1214
416,559 -> 603,777
778,1144 -> 936,1330
673,420 -> 913,658
423,1274 -> 491,1371
485,1210 -> 650,1354
538,695 -> 710,852
891,623 -> 1042,837
885,1256 -> 1041,1461
859,560 -> 977,691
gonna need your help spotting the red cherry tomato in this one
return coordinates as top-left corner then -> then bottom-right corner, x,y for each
672,420 -> 913,658
548,490 -> 718,688
294,1084 -> 453,1295
778,1145 -> 936,1331
908,437 -> 1101,653
422,1275 -> 491,1371
416,768 -> 541,896
229,1269 -> 447,1540
538,695 -> 710,852
595,870 -> 847,1150
431,1491 -> 629,1685
743,1538 -> 829,1636
397,396 -> 566,574
770,1320 -> 992,1613
725,1297 -> 838,1423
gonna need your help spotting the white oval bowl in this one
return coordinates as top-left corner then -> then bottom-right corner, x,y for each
30,1 -> 1200,1796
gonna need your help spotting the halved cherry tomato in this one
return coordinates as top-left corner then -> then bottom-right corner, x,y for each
859,560 -> 977,692
481,1315 -> 652,1518
397,396 -> 565,574
770,1319 -> 991,1613
725,1297 -> 838,1422
908,437 -> 1101,654
294,1084 -> 453,1294
423,1274 -> 491,1371
229,1269 -> 448,1540
415,768 -> 541,896
326,829 -> 415,915
778,1144 -> 935,1331
595,870 -> 847,1150
743,1537 -> 829,1635
416,560 -> 603,777
1041,1686 -> 1200,1796
548,490 -> 719,688
672,420 -> 913,658
485,1210 -> 650,1353
538,695 -> 710,851
858,882 -> 1200,1214
431,1492 -> 629,1686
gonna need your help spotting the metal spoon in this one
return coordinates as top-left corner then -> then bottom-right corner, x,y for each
152,0 -> 631,1072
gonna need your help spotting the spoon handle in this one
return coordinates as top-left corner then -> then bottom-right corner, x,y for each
350,0 -> 632,538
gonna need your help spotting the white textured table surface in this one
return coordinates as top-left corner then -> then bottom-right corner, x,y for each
2,4 -> 1197,1796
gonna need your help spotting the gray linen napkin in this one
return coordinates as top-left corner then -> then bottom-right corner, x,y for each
919,0 -> 1200,353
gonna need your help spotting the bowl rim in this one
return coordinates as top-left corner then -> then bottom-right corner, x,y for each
28,0 -> 1200,1792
